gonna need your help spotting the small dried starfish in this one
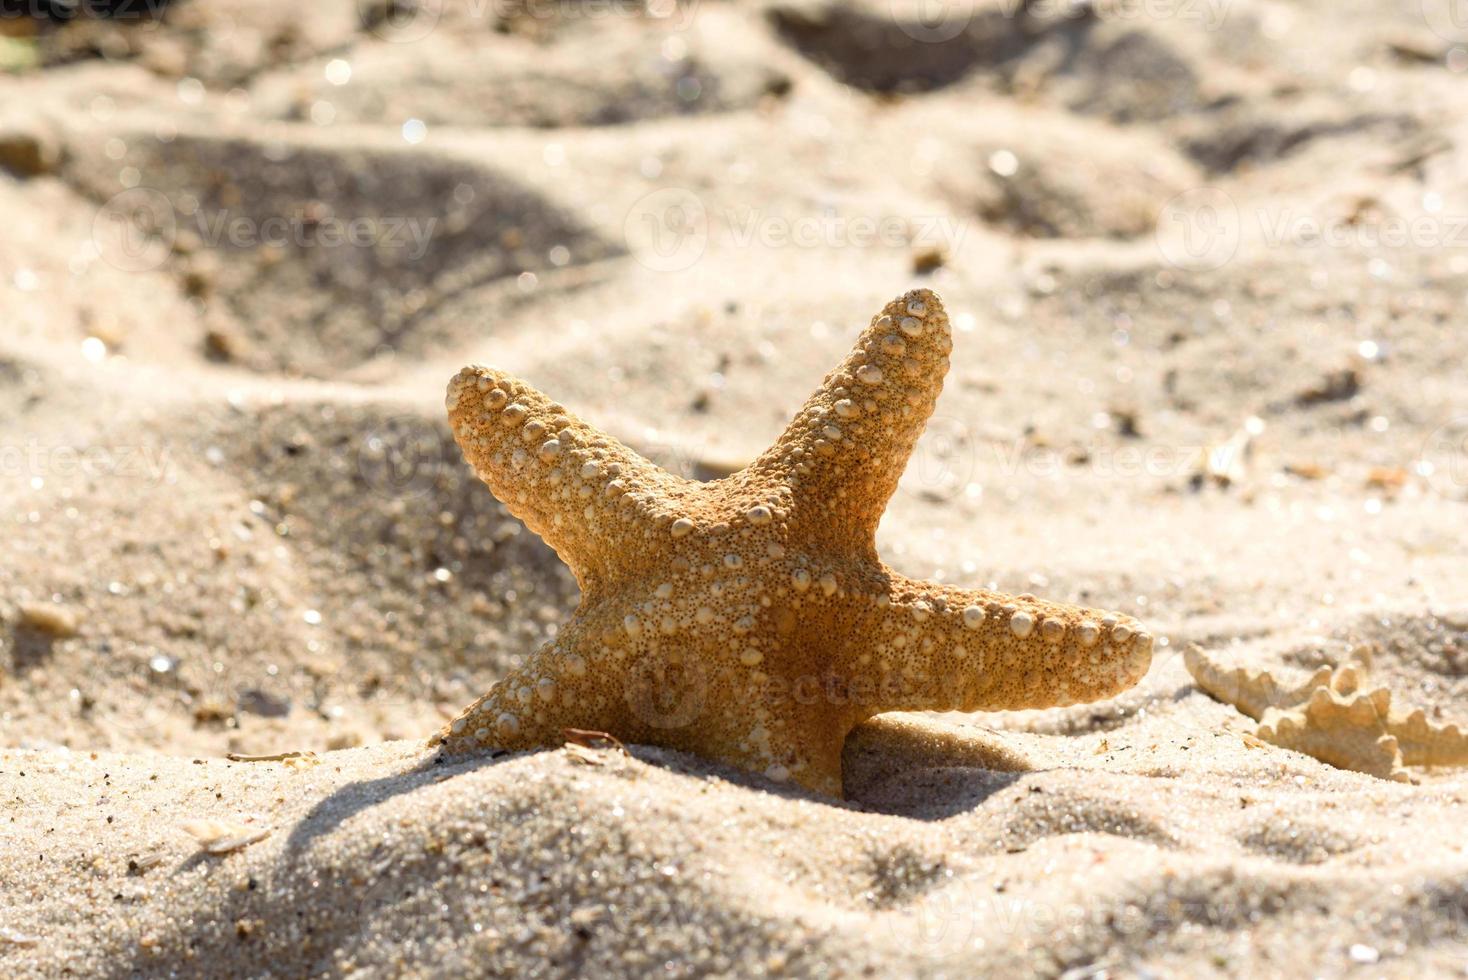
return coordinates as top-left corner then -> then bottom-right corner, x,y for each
433,289 -> 1153,796
1185,644 -> 1468,782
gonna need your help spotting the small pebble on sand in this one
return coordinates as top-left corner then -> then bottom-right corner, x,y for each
18,602 -> 80,638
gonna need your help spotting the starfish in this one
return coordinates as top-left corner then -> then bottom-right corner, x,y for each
432,288 -> 1153,796
1185,644 -> 1468,782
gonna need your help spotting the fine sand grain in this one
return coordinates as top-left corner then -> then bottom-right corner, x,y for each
3,0 -> 1468,976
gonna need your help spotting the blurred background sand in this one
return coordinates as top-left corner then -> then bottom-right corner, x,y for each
3,0 -> 1468,975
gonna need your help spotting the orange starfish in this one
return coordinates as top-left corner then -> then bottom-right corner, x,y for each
433,289 -> 1152,796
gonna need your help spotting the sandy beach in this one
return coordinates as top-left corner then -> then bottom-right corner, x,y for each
3,0 -> 1468,975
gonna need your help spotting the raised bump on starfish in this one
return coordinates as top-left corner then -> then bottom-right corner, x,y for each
741,292 -> 953,548
433,289 -> 1153,797
443,371 -> 686,594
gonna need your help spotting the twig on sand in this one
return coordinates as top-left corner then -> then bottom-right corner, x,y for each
563,728 -> 630,756
226,750 -> 320,766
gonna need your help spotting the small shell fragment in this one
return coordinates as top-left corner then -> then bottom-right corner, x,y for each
181,818 -> 271,854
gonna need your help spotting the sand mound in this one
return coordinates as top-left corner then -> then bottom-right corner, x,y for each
914,101 -> 1200,238
0,395 -> 581,758
8,727 -> 1468,977
255,15 -> 791,129
61,125 -> 619,376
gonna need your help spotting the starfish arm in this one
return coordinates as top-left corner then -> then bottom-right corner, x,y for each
837,574 -> 1153,714
445,365 -> 687,591
434,609 -> 632,754
1391,708 -> 1468,767
742,288 -> 951,547
433,597 -> 854,795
